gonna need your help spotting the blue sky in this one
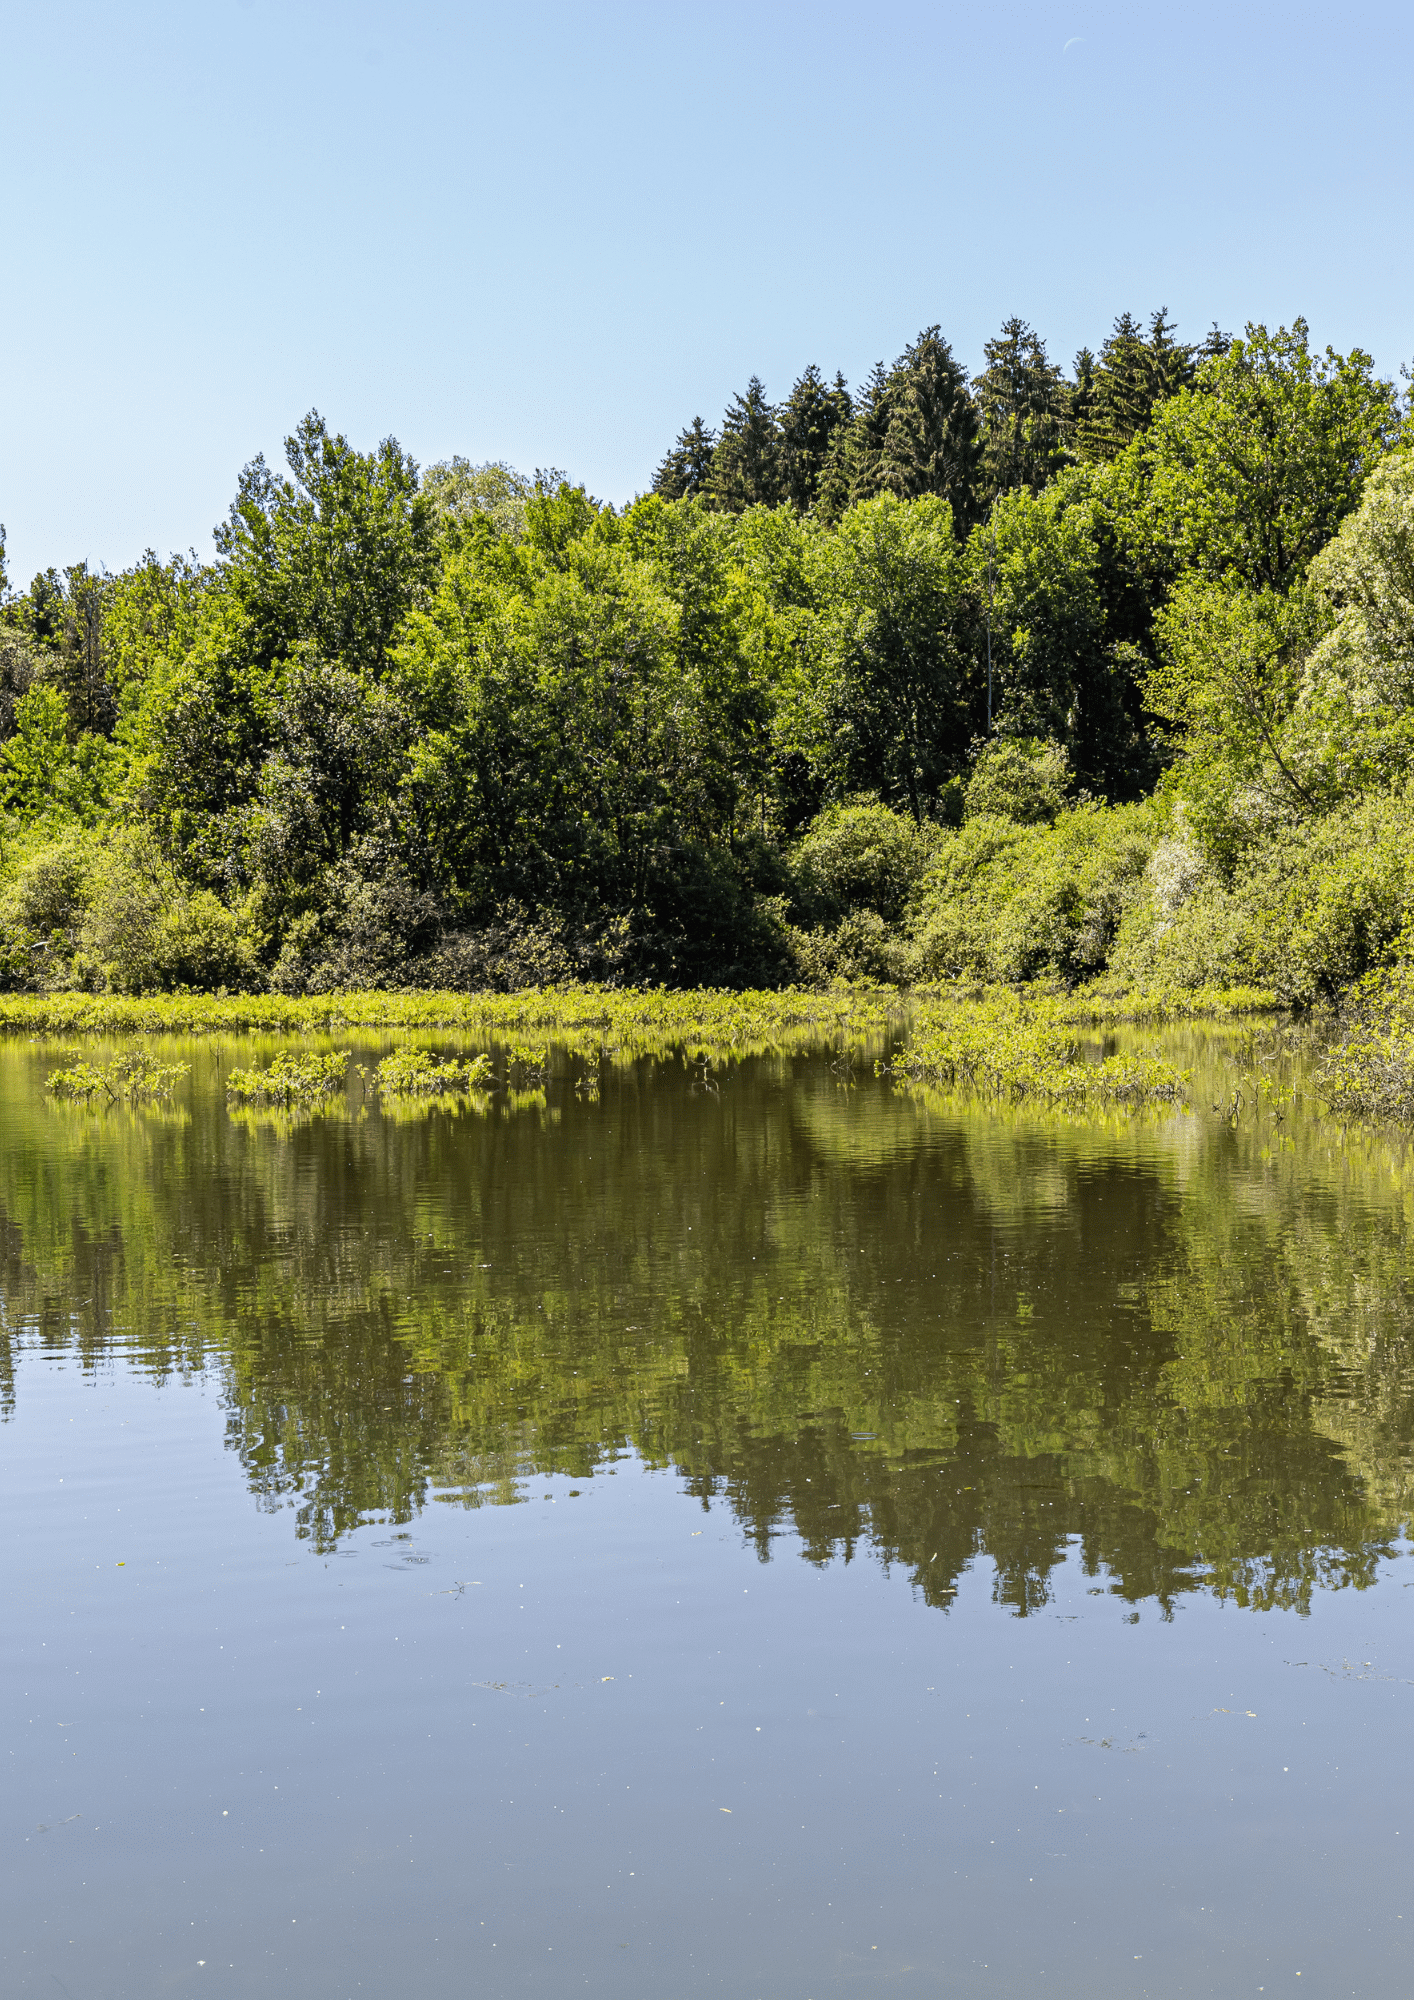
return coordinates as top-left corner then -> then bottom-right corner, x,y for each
1,0 -> 1409,583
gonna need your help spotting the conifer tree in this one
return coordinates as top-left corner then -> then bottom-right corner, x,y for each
816,360 -> 892,516
878,327 -> 982,521
778,366 -> 853,512
1075,308 -> 1209,461
708,378 -> 783,511
653,418 -> 718,501
975,317 -> 1067,499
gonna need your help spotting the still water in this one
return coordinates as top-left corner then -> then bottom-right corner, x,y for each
3,1031 -> 1413,1998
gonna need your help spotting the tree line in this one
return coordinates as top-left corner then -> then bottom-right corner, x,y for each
652,310 -> 1230,517
0,310 -> 1408,996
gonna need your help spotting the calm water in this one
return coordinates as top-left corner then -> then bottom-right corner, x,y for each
3,1030 -> 1414,1999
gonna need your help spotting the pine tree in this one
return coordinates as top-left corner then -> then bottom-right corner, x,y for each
778,366 -> 853,512
974,317 -> 1066,499
653,417 -> 718,501
708,378 -> 783,511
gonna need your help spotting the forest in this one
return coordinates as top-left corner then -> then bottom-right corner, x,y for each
1,308 -> 1412,1011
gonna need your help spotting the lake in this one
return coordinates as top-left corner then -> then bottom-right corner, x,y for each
3,1027 -> 1412,1998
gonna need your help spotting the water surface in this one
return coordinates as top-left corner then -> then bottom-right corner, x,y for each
3,1032 -> 1413,1997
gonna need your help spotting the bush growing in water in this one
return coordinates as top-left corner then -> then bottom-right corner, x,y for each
374,1049 -> 494,1095
1318,958 -> 1414,1119
225,1052 -> 349,1104
46,1051 -> 190,1101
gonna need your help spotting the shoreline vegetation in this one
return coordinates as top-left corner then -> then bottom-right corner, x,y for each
36,980 -> 1276,1111
4,308 -> 1413,1118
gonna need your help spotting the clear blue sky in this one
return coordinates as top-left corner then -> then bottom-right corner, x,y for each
1,0 -> 1409,584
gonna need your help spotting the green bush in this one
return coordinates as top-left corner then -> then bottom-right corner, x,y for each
0,824 -> 100,989
909,800 -> 1159,983
786,908 -> 910,985
963,737 -> 1072,825
1109,786 -> 1414,1002
81,831 -> 264,994
790,799 -> 938,926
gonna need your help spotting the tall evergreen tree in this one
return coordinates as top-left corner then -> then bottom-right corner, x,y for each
975,317 -> 1067,499
653,417 -> 718,501
817,360 -> 891,516
778,366 -> 853,512
818,334 -> 981,524
708,378 -> 783,511
877,327 -> 982,521
1075,308 -> 1207,462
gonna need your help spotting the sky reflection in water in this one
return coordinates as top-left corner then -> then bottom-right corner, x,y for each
2,1033 -> 1413,1997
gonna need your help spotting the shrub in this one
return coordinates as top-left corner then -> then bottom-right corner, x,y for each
374,1049 -> 494,1095
226,1052 -> 349,1104
47,1052 -> 189,1102
909,800 -> 1159,983
963,737 -> 1072,825
787,908 -> 910,985
0,825 -> 100,989
1109,785 -> 1414,1001
1319,958 -> 1414,1119
790,800 -> 938,926
81,830 -> 264,994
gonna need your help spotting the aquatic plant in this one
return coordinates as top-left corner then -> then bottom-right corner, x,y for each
883,992 -> 1189,1103
373,1049 -> 494,1096
225,1051 -> 350,1105
0,978 -> 1273,1047
46,1051 -> 191,1102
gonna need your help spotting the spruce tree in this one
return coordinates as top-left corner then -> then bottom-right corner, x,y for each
708,378 -> 783,511
1075,308 -> 1210,461
653,417 -> 718,501
821,359 -> 893,513
778,366 -> 853,512
974,317 -> 1067,499
878,328 -> 982,521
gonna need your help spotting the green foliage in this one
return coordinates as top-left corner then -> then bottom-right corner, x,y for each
213,410 -> 436,677
79,831 -> 264,995
5,303 -> 1406,1010
0,683 -> 115,824
1306,450 -> 1414,708
1319,959 -> 1414,1119
1131,320 -> 1401,592
421,458 -> 533,542
7,561 -> 116,734
778,367 -> 853,511
910,800 -> 1160,984
851,328 -> 981,519
46,1051 -> 190,1102
974,317 -> 1067,499
775,495 -> 979,820
963,737 -> 1071,823
708,378 -> 782,511
653,418 -> 718,503
884,990 -> 1188,1102
969,482 -> 1153,795
1074,308 -> 1210,463
0,824 -> 96,988
225,1050 -> 349,1104
1109,787 -> 1414,1002
790,799 -> 937,925
1149,579 -> 1331,851
374,1048 -> 494,1095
